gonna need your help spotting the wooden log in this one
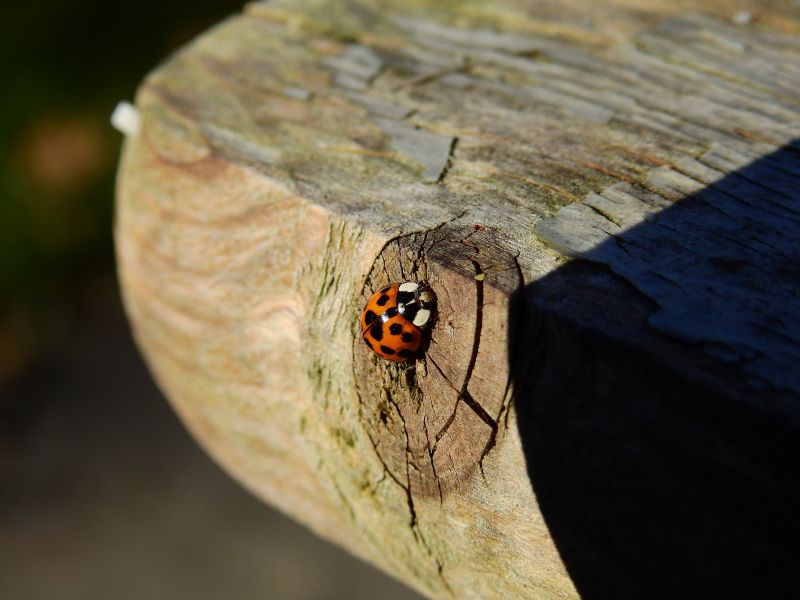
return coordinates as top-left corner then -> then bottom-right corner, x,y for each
115,1 -> 800,597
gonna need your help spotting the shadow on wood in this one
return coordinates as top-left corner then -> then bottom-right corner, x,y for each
510,141 -> 800,599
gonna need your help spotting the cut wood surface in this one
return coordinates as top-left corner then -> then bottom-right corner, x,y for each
115,1 -> 800,598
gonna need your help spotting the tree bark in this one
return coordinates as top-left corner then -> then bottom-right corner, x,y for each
115,1 -> 800,597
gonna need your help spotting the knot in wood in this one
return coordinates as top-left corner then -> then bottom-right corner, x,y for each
353,225 -> 522,499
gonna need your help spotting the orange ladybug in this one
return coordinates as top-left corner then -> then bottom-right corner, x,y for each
360,281 -> 435,362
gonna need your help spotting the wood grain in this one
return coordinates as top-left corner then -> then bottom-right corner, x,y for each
115,1 -> 800,597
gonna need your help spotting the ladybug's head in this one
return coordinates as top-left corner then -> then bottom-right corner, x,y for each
397,281 -> 435,330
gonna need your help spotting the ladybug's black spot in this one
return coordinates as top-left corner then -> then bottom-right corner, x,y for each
401,303 -> 419,323
363,337 -> 373,350
396,291 -> 415,306
376,294 -> 391,307
364,310 -> 377,326
380,345 -> 397,355
369,322 -> 384,341
401,332 -> 414,343
389,323 -> 403,335
398,349 -> 415,359
384,307 -> 399,318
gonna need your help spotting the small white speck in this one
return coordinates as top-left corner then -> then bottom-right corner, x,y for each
111,101 -> 141,137
732,11 -> 753,25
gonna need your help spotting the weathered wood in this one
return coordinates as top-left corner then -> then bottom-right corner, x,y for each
115,1 -> 800,598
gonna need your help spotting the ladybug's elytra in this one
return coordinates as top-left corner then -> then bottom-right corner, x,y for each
360,281 -> 435,362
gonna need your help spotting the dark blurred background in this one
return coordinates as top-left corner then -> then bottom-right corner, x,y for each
0,3 -> 419,598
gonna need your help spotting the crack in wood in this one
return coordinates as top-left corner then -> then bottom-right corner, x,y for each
425,254 -> 500,475
365,427 -> 416,526
385,388 -> 419,529
436,137 -> 459,184
392,63 -> 469,91
423,416 -> 443,503
378,383 -> 453,593
427,356 -> 463,448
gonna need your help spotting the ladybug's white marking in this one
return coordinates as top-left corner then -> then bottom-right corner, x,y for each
399,282 -> 420,293
412,308 -> 432,328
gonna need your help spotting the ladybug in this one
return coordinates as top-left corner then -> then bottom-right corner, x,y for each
360,281 -> 435,362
